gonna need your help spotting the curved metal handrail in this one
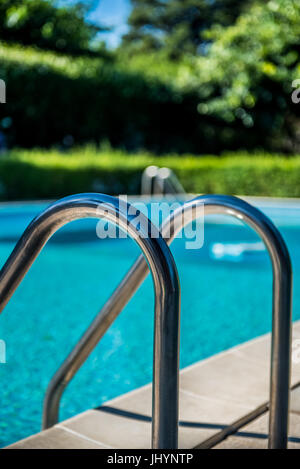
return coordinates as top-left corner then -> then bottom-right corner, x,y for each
0,193 -> 181,449
141,166 -> 186,196
44,194 -> 292,449
141,165 -> 159,195
153,168 -> 186,196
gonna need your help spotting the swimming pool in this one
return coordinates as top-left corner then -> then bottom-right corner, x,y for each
1,196 -> 300,447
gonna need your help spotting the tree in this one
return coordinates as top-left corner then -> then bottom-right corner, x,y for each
0,0 -> 109,57
194,0 -> 300,151
122,0 -> 253,58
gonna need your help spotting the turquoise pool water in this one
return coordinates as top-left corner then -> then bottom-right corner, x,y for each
1,197 -> 300,447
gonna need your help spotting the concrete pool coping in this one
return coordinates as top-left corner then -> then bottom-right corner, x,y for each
6,320 -> 300,449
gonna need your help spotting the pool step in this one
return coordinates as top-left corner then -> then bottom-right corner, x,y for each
7,320 -> 300,449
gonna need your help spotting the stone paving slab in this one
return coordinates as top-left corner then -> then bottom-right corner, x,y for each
6,426 -> 109,449
181,323 -> 300,410
58,388 -> 253,449
213,388 -> 300,450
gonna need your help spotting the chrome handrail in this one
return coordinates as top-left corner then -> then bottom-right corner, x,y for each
153,168 -> 186,196
0,193 -> 181,449
141,165 -> 159,195
141,166 -> 185,196
44,194 -> 292,449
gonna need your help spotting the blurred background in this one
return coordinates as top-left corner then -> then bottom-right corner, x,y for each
0,0 -> 299,199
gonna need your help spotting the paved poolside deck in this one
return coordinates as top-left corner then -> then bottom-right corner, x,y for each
7,320 -> 300,449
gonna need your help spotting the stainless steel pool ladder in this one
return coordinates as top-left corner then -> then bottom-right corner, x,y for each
43,194 -> 292,449
141,165 -> 186,196
0,193 -> 181,449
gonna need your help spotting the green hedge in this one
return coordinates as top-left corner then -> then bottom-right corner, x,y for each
0,43 -> 277,154
0,43 -> 208,153
0,148 -> 299,200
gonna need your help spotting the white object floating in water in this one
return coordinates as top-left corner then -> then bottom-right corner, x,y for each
210,241 -> 265,261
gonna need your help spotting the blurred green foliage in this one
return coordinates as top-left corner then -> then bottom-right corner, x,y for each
0,0 -> 299,153
0,43 -> 213,153
123,0 -> 252,58
0,0 -> 108,56
193,0 -> 300,152
0,147 -> 300,200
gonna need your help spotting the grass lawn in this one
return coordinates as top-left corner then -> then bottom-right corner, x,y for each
0,147 -> 299,200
